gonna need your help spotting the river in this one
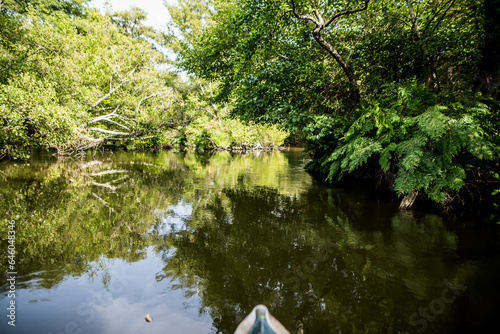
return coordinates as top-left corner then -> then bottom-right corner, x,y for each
1,148 -> 499,333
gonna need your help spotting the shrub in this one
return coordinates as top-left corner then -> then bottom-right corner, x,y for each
319,83 -> 500,205
182,117 -> 289,150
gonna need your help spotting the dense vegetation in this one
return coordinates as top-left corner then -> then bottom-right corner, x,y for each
1,0 -> 499,212
0,0 -> 287,160
173,0 -> 500,211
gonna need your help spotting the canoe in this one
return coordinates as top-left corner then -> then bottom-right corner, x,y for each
234,305 -> 289,334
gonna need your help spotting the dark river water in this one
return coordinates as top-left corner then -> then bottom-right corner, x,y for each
1,148 -> 499,334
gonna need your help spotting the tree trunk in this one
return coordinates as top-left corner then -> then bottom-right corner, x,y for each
312,30 -> 360,104
475,0 -> 500,98
399,189 -> 418,210
406,0 -> 433,88
289,0 -> 368,106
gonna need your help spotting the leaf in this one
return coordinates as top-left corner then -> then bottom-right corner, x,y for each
416,107 -> 448,141
379,143 -> 397,172
396,136 -> 427,171
346,137 -> 382,173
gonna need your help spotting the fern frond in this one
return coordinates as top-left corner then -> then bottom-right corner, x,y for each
379,142 -> 397,172
396,136 -> 427,171
346,137 -> 382,173
344,112 -> 375,140
416,107 -> 448,141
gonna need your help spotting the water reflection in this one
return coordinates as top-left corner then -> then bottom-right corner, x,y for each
1,149 -> 499,333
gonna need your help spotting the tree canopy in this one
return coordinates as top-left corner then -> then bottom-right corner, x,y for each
171,0 -> 500,209
0,1 -> 288,160
0,8 -> 180,159
0,0 -> 89,16
1,0 -> 498,210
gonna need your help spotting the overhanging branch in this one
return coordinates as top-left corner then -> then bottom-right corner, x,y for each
290,0 -> 320,25
90,66 -> 138,109
324,0 -> 370,30
88,127 -> 132,136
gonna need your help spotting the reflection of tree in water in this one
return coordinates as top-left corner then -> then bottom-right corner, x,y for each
0,153 -> 185,287
158,186 -> 482,333
0,149 -> 301,289
1,150 -> 498,332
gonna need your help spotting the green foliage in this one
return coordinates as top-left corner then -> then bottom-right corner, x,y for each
110,6 -> 160,41
0,0 -> 89,16
183,116 -> 289,150
0,73 -> 84,159
321,83 -> 499,203
166,0 -> 500,209
0,8 -> 180,159
163,0 -> 213,53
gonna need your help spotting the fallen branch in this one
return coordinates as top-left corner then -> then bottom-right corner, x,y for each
88,127 -> 132,136
92,181 -> 118,191
79,161 -> 103,169
136,92 -> 159,114
90,66 -> 137,109
104,135 -> 160,141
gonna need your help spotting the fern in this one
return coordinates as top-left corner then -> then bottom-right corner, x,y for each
379,142 -> 397,172
397,136 -> 427,171
416,106 -> 448,141
321,82 -> 499,206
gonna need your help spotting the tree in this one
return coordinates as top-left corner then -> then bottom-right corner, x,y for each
176,0 -> 500,210
110,6 -> 160,41
0,0 -> 89,16
476,0 -> 500,99
0,9 -> 181,159
163,0 -> 213,53
289,0 -> 369,104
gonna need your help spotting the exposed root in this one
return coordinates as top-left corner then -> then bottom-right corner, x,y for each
399,189 -> 419,210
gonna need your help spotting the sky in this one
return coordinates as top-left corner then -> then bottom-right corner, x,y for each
90,0 -> 175,31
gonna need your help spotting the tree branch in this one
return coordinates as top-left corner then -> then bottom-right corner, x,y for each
379,9 -> 412,28
92,181 -> 118,191
92,193 -> 115,212
79,161 -> 103,169
422,0 -> 456,34
290,0 -> 320,25
91,170 -> 128,177
136,92 -> 159,114
91,85 -> 118,109
88,128 -> 132,136
93,118 -> 130,130
406,0 -> 421,36
278,53 -> 295,61
89,107 -> 132,130
429,0 -> 457,34
90,66 -> 138,108
324,0 -> 370,29
104,135 -> 161,141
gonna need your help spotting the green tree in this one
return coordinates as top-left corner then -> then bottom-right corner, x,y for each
163,0 -> 213,53
0,9 -> 181,159
163,0 -> 289,151
175,0 -> 500,210
110,6 -> 160,41
0,0 -> 89,16
288,0 -> 369,104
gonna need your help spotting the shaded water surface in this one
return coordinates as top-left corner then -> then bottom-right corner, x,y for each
1,149 -> 499,333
